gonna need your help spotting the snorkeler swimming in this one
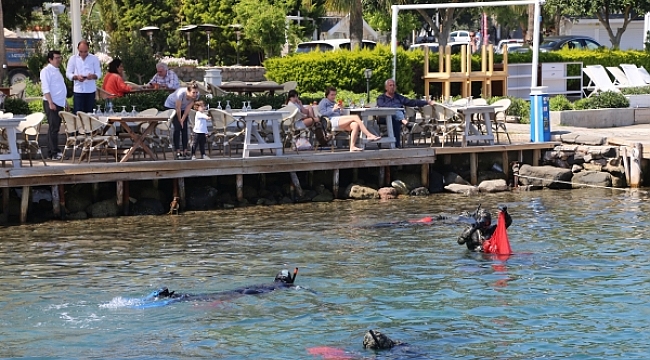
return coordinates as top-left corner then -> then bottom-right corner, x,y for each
135,268 -> 299,308
457,204 -> 512,253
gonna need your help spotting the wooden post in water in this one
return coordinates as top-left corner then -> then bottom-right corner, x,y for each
532,149 -> 540,166
123,181 -> 130,215
52,185 -> 60,218
630,143 -> 643,188
470,153 -> 478,185
290,172 -> 303,198
59,185 -> 66,219
20,186 -> 30,224
333,169 -> 340,199
352,168 -> 358,183
236,174 -> 244,202
1,188 -> 9,222
116,181 -> 124,213
260,174 -> 266,189
178,178 -> 186,209
502,151 -> 509,177
378,167 -> 385,187
308,171 -> 314,188
421,163 -> 429,189
621,146 -> 630,185
384,166 -> 391,186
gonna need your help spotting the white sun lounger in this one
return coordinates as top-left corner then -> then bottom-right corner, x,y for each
582,65 -> 621,97
606,66 -> 630,86
620,64 -> 648,87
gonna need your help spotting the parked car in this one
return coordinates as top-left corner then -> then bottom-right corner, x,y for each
539,35 -> 603,52
295,39 -> 377,53
495,39 -> 524,54
408,42 -> 471,55
449,30 -> 472,43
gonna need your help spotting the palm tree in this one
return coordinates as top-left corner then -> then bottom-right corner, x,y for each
325,0 -> 363,49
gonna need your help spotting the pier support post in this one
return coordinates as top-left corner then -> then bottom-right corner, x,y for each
384,166 -> 391,186
117,181 -> 123,213
92,183 -> 99,202
421,163 -> 429,189
20,186 -> 30,224
470,153 -> 478,185
631,143 -> 643,188
378,167 -> 385,187
308,171 -> 314,188
502,151 -> 509,177
153,179 -> 159,189
260,174 -> 266,189
236,174 -> 244,202
1,188 -> 9,222
532,149 -> 540,166
52,185 -> 60,218
352,168 -> 359,183
333,169 -> 339,199
59,185 -> 66,219
290,172 -> 303,198
178,178 -> 186,209
123,181 -> 130,215
621,147 -> 631,185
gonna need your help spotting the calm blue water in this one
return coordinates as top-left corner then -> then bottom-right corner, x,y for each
1,189 -> 649,359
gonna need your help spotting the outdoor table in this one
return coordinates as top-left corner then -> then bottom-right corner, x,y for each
103,115 -> 169,162
453,104 -> 496,146
348,107 -> 401,149
0,117 -> 23,168
219,83 -> 285,96
231,110 -> 285,158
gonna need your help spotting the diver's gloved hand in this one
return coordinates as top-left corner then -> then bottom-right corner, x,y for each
498,205 -> 508,213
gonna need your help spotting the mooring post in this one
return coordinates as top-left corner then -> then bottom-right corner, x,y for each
333,169 -> 340,199
378,167 -> 385,187
52,185 -> 60,218
236,174 -> 244,202
421,163 -> 429,189
178,178 -> 186,209
630,142 -> 643,188
1,188 -> 9,222
20,186 -> 30,224
470,153 -> 478,185
290,172 -> 303,198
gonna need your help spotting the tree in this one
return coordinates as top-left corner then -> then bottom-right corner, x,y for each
554,0 -> 650,48
325,0 -> 363,49
235,0 -> 287,59
2,0 -> 48,29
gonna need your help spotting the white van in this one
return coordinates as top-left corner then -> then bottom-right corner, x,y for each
295,39 -> 377,53
449,30 -> 472,43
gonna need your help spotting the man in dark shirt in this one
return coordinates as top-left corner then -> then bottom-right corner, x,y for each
376,79 -> 436,148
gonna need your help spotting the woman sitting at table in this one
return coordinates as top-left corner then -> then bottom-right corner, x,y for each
164,82 -> 200,160
317,86 -> 380,152
102,58 -> 135,98
287,89 -> 320,128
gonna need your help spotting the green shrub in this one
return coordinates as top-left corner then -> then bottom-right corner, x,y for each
620,86 -> 650,95
506,96 -> 530,123
28,100 -> 43,114
4,98 -> 30,114
577,91 -> 629,109
549,95 -> 574,111
264,44 -> 422,95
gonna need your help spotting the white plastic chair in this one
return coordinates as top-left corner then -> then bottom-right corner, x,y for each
490,98 -> 512,144
620,64 -> 647,87
606,66 -> 630,86
16,112 -> 47,166
583,65 -> 622,97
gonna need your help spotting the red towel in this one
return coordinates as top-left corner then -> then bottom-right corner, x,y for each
482,211 -> 511,255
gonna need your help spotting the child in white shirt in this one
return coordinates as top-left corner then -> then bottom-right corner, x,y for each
191,100 -> 210,160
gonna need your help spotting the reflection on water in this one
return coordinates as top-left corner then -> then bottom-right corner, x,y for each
1,189 -> 649,359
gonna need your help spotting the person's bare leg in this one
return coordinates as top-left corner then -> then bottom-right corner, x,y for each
302,117 -> 314,127
349,122 -> 362,151
338,116 -> 380,140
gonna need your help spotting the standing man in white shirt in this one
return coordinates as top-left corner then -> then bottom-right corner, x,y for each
66,40 -> 102,114
41,50 -> 68,160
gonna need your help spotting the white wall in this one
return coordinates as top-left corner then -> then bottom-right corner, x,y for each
564,18 -> 645,50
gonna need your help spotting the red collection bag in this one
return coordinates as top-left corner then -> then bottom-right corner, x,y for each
482,211 -> 512,255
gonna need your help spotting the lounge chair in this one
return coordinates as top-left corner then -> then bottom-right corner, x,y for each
606,66 -> 630,86
582,65 -> 621,97
620,64 -> 647,87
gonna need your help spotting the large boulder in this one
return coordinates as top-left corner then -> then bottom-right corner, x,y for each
394,172 -> 422,191
391,180 -> 410,195
346,184 -> 378,200
186,186 -> 219,210
131,197 -> 166,216
88,198 -> 120,218
378,187 -> 397,200
518,164 -> 573,189
444,172 -> 471,186
572,171 -> 612,188
409,187 -> 430,196
478,179 -> 509,193
444,184 -> 479,195
66,191 -> 92,214
312,188 -> 334,202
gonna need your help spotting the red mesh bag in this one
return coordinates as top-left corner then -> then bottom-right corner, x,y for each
482,211 -> 512,255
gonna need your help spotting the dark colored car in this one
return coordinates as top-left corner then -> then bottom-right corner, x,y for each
539,35 -> 603,52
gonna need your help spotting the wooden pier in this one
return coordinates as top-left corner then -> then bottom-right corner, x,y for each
0,143 -> 557,223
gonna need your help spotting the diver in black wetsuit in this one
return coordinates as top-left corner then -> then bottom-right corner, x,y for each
144,268 -> 299,306
457,205 -> 512,252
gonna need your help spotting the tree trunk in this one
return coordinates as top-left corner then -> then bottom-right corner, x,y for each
0,0 -> 6,83
349,0 -> 363,50
526,3 -> 535,43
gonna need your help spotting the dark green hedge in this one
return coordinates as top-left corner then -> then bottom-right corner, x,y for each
264,44 -> 423,95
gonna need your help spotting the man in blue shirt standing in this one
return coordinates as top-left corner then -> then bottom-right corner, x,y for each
376,79 -> 436,148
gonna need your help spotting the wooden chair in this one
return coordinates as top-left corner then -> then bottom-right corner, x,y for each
279,81 -> 297,95
15,112 -> 47,166
490,98 -> 512,144
59,111 -> 86,162
77,111 -> 119,163
432,104 -> 463,147
207,108 -> 244,156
